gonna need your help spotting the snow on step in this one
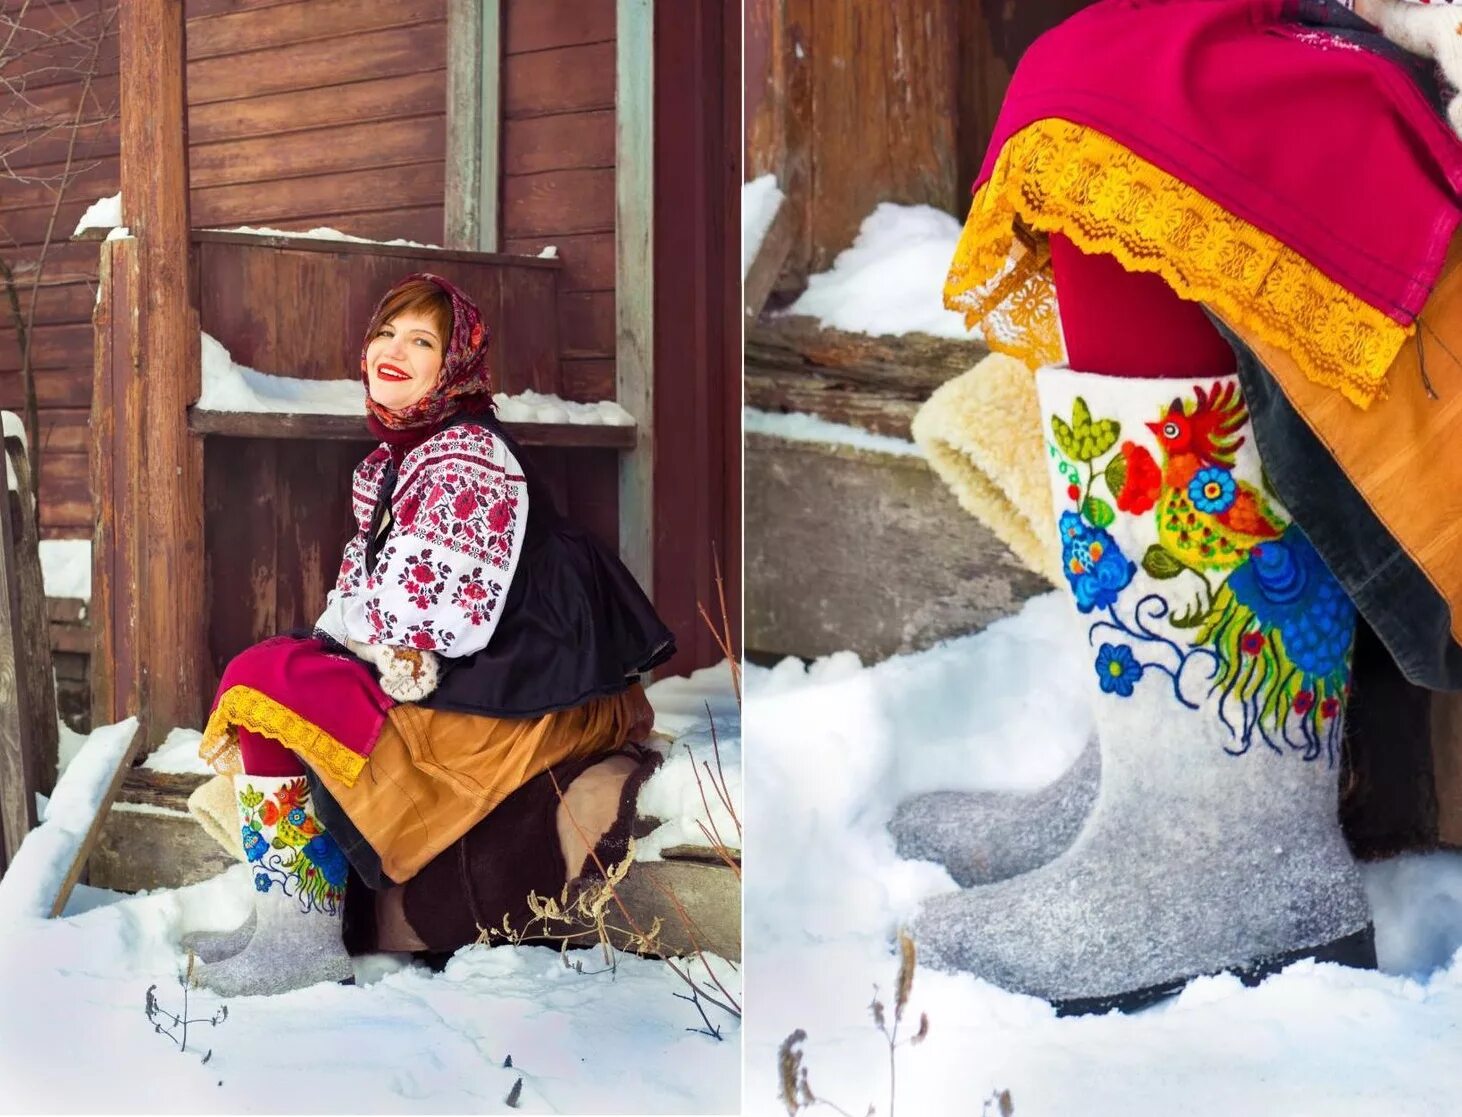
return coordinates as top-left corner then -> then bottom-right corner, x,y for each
0,717 -> 139,922
38,539 -> 91,601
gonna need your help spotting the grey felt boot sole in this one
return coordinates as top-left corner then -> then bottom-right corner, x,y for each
180,909 -> 257,964
889,734 -> 1099,886
913,367 -> 1375,1012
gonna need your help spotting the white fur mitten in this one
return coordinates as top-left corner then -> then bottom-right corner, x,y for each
1356,0 -> 1462,137
343,637 -> 441,702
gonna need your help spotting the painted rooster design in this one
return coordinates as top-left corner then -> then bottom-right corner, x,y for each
1051,382 -> 1355,759
239,778 -> 349,912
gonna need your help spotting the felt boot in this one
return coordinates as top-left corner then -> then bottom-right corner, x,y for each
914,367 -> 1375,1013
889,735 -> 1099,886
193,774 -> 354,997
180,910 -> 257,964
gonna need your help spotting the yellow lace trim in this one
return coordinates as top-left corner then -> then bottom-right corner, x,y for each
198,684 -> 367,789
943,119 -> 1411,409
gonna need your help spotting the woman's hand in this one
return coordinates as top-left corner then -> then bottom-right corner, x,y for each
343,637 -> 441,702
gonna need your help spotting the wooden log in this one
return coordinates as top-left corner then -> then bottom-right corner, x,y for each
119,0 -> 205,745
185,409 -> 637,448
747,314 -> 987,394
745,430 -> 1050,661
4,430 -> 59,795
743,196 -> 793,324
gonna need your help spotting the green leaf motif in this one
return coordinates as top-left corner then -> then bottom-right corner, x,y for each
1169,607 -> 1210,629
1103,452 -> 1128,499
239,788 -> 264,810
1051,414 -> 1078,462
1059,396 -> 1121,462
1082,496 -> 1116,529
1142,544 -> 1185,580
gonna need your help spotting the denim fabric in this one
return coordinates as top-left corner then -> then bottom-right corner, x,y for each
1209,311 -> 1462,690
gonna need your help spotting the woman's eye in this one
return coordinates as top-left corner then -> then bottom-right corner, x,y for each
414,338 -> 434,347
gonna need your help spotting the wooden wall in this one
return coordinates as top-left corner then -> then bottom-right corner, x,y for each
498,0 -> 618,409
744,0 -> 1099,288
1,0 -> 453,539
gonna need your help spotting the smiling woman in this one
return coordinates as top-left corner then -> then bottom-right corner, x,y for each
180,272 -> 676,999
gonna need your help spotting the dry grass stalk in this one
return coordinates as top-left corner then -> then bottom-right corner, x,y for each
780,929 -> 1007,1117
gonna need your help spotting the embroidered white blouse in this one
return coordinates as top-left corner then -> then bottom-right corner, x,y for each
314,423 -> 528,657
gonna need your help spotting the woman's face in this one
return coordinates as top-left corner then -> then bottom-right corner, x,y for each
365,308 -> 445,412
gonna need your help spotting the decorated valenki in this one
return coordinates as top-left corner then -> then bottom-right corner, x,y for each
238,778 -> 349,916
192,773 -> 354,998
914,367 -> 1373,1013
1046,380 -> 1354,763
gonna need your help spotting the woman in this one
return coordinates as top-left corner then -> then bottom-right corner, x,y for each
902,0 -> 1462,1013
183,273 -> 675,997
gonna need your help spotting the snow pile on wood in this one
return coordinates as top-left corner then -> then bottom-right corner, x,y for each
742,174 -> 785,278
0,717 -> 137,922
637,660 -> 742,859
199,332 -> 634,425
786,202 -> 980,339
745,406 -> 925,459
206,223 -> 442,250
743,592 -> 1462,1115
2,409 -> 27,451
72,191 -> 122,235
37,539 -> 91,600
198,332 -> 365,414
141,727 -> 210,775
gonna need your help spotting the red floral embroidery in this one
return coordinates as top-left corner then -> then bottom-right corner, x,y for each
451,568 -> 504,626
1115,441 -> 1162,515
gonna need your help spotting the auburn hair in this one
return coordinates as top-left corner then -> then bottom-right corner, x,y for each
367,278 -> 453,348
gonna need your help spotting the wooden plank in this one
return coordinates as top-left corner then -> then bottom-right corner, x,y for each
120,0 -> 206,746
743,194 -> 793,322
203,438 -> 277,690
502,41 -> 615,118
188,114 -> 447,191
190,160 -> 447,227
48,719 -> 144,917
0,323 -> 94,373
559,290 -> 614,358
183,0 -> 444,60
89,238 -> 117,727
502,110 -> 615,175
444,0 -> 484,250
187,408 -> 636,447
616,0 -> 654,596
0,73 -> 117,138
503,0 -> 614,54
186,21 -> 447,105
0,21 -> 119,98
5,433 -> 60,795
0,430 -> 40,869
186,69 -> 444,146
561,357 -> 615,402
497,265 -> 561,394
504,231 -> 614,292
190,229 -> 561,268
501,167 -> 615,238
0,369 -> 94,410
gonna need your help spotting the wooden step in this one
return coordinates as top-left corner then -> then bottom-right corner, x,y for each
187,408 -> 636,448
87,767 -> 742,961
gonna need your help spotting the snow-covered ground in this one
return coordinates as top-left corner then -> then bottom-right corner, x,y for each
199,332 -> 634,426
784,203 -> 979,340
743,593 -> 1462,1117
0,667 -> 741,1115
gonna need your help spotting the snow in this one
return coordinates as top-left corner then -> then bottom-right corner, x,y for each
72,191 -> 121,235
743,591 -> 1462,1116
0,718 -> 138,923
745,406 -> 924,459
638,661 -> 742,859
742,174 -> 785,279
104,226 -> 132,241
785,202 -> 980,339
199,332 -> 634,426
2,409 -> 26,452
37,538 -> 91,600
206,223 -> 441,250
0,668 -> 741,1114
141,727 -> 211,776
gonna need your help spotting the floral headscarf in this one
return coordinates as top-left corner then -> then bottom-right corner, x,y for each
361,272 -> 494,432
